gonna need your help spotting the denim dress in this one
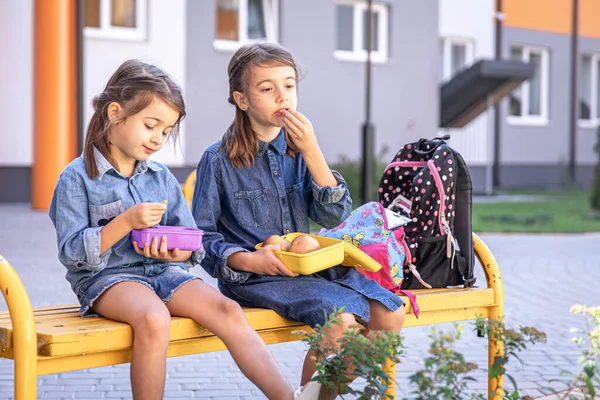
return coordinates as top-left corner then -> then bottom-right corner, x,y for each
192,131 -> 404,327
49,148 -> 204,316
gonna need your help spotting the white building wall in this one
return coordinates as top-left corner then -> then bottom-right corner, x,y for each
438,0 -> 495,167
0,0 -> 187,168
0,0 -> 33,166
84,0 -> 187,166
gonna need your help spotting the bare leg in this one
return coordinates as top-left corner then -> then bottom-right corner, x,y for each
166,279 -> 295,400
301,349 -> 317,386
301,304 -> 405,397
92,282 -> 171,400
300,312 -> 358,386
365,300 -> 405,332
363,302 -> 405,395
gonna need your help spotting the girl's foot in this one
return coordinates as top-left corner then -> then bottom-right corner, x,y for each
293,373 -> 337,400
295,354 -> 341,399
293,378 -> 322,399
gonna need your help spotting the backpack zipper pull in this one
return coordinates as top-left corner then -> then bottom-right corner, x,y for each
408,263 -> 432,289
443,224 -> 453,258
443,224 -> 457,269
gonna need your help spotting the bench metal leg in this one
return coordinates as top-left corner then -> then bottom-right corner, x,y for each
488,302 -> 505,400
383,358 -> 396,398
473,234 -> 505,400
0,255 -> 37,400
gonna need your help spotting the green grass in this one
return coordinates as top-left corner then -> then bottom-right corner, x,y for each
472,190 -> 600,233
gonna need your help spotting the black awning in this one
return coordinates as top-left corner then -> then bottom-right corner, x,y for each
439,59 -> 535,128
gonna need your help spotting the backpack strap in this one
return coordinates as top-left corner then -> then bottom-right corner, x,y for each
452,151 -> 476,287
390,289 -> 420,318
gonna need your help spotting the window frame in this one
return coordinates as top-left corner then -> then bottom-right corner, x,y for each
507,45 -> 550,126
83,0 -> 147,41
213,0 -> 279,52
439,37 -> 475,82
334,0 -> 389,63
578,53 -> 600,128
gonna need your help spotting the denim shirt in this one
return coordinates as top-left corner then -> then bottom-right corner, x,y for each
49,147 -> 204,295
192,130 -> 352,284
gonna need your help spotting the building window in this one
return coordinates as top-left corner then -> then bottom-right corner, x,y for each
439,38 -> 474,82
579,54 -> 600,125
334,1 -> 389,63
508,46 -> 549,124
83,0 -> 146,41
214,0 -> 279,51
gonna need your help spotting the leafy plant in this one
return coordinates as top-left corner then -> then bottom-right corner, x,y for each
556,304 -> 600,399
404,324 -> 480,400
477,318 -> 547,399
296,310 -> 550,399
330,146 -> 390,203
294,306 -> 404,399
405,320 -> 546,400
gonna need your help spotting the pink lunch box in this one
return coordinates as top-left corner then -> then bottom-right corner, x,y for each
131,226 -> 204,251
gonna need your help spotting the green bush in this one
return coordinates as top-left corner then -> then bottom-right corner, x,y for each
294,306 -> 404,399
557,305 -> 600,399
330,152 -> 390,204
298,309 -> 550,399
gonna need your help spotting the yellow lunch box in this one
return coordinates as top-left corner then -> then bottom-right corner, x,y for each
255,232 -> 382,275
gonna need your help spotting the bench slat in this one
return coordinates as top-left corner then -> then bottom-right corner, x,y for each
404,287 -> 495,314
35,326 -> 309,376
0,287 -> 496,358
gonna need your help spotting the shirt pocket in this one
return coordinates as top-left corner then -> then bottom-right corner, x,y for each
234,188 -> 272,228
89,199 -> 125,228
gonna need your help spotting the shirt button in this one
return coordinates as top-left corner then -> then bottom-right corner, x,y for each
273,169 -> 279,176
285,229 -> 291,234
281,197 -> 287,205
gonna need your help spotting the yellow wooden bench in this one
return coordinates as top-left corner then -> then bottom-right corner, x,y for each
0,233 -> 504,400
182,169 -> 197,209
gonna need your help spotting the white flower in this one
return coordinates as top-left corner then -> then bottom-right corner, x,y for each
570,304 -> 586,314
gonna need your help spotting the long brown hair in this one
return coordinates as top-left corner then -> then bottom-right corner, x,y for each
224,42 -> 300,168
84,59 -> 186,178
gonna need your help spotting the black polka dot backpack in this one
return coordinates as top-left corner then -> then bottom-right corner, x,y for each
378,135 -> 477,290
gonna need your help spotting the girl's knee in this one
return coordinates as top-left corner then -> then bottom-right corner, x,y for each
216,297 -> 246,324
337,312 -> 358,328
386,305 -> 406,332
133,308 -> 171,342
370,305 -> 406,332
392,305 -> 406,331
323,312 -> 358,336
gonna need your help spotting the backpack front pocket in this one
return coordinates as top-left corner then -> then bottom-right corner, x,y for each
401,236 -> 464,290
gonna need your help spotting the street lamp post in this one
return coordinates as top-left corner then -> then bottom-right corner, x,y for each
568,0 -> 579,186
361,0 -> 375,204
492,0 -> 503,189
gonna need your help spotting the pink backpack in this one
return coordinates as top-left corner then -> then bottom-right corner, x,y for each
317,202 -> 419,316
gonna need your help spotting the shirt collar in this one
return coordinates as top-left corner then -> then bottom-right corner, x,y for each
257,129 -> 287,156
92,146 -> 162,179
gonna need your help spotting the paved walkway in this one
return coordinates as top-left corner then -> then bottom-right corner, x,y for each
0,203 -> 598,399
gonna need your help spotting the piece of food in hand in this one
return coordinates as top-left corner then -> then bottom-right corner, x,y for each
288,235 -> 321,254
263,234 -> 292,251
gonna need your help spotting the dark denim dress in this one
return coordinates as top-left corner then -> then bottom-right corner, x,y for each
192,131 -> 404,327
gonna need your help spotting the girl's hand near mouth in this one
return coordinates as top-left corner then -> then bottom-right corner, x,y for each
282,108 -> 337,187
281,109 -> 318,154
